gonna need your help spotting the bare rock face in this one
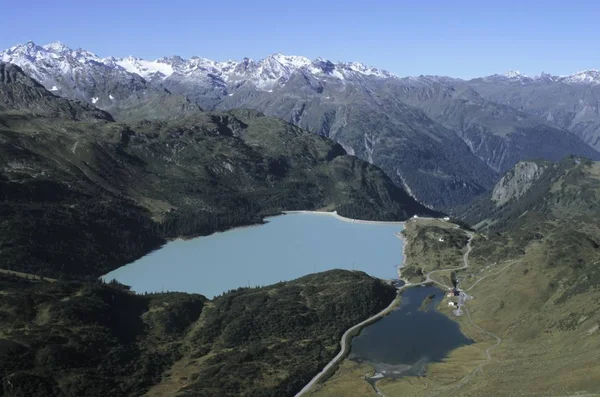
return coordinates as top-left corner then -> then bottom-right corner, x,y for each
491,161 -> 546,206
0,62 -> 114,121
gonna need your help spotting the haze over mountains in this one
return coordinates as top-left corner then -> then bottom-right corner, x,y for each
3,41 -> 600,208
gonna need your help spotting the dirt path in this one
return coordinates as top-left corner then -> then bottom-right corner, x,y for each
465,259 -> 517,292
444,236 -> 510,396
445,306 -> 502,397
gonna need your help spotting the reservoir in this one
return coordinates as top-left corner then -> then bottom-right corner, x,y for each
103,212 -> 404,298
350,285 -> 473,378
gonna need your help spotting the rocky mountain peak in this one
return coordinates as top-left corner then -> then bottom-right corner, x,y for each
559,69 -> 600,85
42,41 -> 71,54
504,70 -> 525,79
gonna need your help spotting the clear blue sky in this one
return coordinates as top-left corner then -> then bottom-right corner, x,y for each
2,0 -> 598,78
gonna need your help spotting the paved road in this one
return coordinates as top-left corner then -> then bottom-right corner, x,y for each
296,221 -> 471,396
425,229 -> 474,290
293,286 -> 406,397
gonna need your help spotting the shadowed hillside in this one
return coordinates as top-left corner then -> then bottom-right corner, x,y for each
0,61 -> 435,280
0,270 -> 396,397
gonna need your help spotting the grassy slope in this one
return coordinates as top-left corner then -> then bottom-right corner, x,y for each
381,220 -> 600,396
399,219 -> 469,284
0,274 -> 207,397
311,218 -> 473,396
315,160 -> 600,396
0,270 -> 396,397
380,161 -> 600,396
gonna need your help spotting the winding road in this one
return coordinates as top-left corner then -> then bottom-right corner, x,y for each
424,229 -> 473,290
295,219 -> 508,397
295,222 -> 475,396
294,287 -> 405,397
445,259 -> 519,396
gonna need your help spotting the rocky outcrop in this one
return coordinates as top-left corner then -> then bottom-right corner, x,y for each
491,161 -> 546,206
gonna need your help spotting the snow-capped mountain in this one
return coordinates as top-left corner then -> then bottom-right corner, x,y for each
0,41 -> 200,120
558,69 -> 600,85
478,69 -> 600,85
2,41 -> 599,209
504,70 -> 525,79
113,52 -> 395,88
468,70 -> 600,151
2,40 -> 597,111
0,41 -> 395,95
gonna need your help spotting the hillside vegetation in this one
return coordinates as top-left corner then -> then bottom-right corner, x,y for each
0,270 -> 396,397
313,158 -> 600,396
383,158 -> 600,396
0,62 -> 434,280
0,62 -> 408,396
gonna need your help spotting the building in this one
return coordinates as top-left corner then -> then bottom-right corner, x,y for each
448,301 -> 456,307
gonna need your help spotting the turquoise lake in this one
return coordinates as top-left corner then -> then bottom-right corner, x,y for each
103,213 -> 405,298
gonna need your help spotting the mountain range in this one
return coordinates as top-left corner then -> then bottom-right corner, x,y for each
3,41 -> 600,208
0,61 -> 434,279
2,42 -> 600,397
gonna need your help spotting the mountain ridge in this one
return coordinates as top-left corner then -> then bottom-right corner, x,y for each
3,41 -> 599,209
4,41 -> 597,87
0,60 -> 435,279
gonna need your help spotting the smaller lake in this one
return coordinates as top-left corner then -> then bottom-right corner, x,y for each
103,213 -> 404,298
350,285 -> 472,378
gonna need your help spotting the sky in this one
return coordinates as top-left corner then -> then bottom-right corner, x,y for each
1,0 -> 599,78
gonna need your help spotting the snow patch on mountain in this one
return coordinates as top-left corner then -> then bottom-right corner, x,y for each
0,41 -> 397,93
504,70 -> 525,78
558,69 -> 600,85
1,40 -> 597,106
114,56 -> 174,79
482,69 -> 600,85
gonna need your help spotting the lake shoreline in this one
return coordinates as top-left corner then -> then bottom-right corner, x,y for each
167,209 -> 407,244
283,210 -> 407,226
395,230 -> 409,284
104,212 -> 406,298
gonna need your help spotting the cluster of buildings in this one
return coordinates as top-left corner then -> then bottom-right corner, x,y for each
446,287 -> 460,307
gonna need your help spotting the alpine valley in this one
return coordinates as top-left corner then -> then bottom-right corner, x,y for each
2,39 -> 600,397
3,42 -> 600,208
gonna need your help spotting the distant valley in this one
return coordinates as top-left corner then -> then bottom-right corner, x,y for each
3,42 -> 600,208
